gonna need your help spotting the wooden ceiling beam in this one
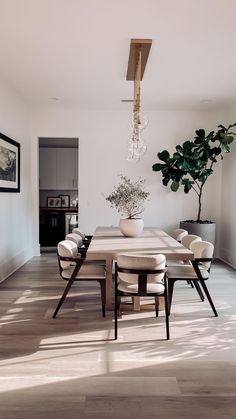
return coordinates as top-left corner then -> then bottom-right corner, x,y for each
126,39 -> 152,81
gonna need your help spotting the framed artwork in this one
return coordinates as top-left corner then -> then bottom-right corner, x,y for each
47,197 -> 62,208
0,133 -> 20,192
59,195 -> 70,208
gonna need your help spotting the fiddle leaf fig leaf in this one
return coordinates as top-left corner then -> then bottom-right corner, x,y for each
152,163 -> 165,172
163,176 -> 171,186
171,181 -> 179,192
221,144 -> 230,153
176,145 -> 183,154
195,129 -> 205,140
158,150 -> 170,162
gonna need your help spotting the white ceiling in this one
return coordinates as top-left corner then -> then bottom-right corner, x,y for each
0,0 -> 236,111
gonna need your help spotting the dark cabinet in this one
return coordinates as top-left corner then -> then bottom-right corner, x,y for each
40,210 -> 65,246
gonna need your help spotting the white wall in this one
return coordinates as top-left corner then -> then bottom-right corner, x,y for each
0,78 -> 32,281
220,107 -> 236,267
30,107 -> 225,254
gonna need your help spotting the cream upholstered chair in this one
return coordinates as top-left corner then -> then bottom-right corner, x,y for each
171,228 -> 188,242
167,234 -> 202,267
115,253 -> 169,340
65,233 -> 88,257
53,240 -> 106,318
72,228 -> 92,246
180,234 -> 204,301
181,234 -> 202,249
66,233 -> 83,246
167,241 -> 218,317
66,233 -> 105,265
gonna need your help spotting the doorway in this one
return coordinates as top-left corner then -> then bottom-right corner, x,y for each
38,137 -> 79,252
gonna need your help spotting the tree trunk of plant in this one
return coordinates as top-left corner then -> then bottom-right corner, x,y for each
197,186 -> 203,222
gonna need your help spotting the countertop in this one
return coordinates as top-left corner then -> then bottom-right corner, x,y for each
40,207 -> 78,212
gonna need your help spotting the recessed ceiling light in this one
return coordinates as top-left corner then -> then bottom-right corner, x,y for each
48,97 -> 59,101
201,99 -> 211,104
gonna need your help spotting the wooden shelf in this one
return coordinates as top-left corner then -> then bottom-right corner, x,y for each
126,39 -> 152,81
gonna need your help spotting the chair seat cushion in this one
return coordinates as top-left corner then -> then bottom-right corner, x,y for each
62,263 -> 105,280
167,265 -> 209,280
118,279 -> 165,294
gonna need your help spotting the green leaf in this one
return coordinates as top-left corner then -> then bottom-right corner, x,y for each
224,135 -> 234,144
176,145 -> 183,154
173,152 -> 181,160
222,144 -> 230,153
184,182 -> 192,193
171,181 -> 179,192
163,176 -> 171,186
195,129 -> 205,139
182,141 -> 193,153
158,150 -> 170,162
152,163 -> 165,172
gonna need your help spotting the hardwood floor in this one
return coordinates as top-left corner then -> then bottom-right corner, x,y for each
0,255 -> 236,418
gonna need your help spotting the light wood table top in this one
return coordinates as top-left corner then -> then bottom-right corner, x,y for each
87,227 -> 194,309
87,226 -> 194,260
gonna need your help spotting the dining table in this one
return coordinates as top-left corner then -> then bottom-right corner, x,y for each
86,226 -> 194,309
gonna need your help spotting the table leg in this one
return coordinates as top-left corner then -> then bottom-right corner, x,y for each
105,257 -> 113,310
132,297 -> 141,311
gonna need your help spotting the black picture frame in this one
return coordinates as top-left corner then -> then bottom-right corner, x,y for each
0,133 -> 20,192
47,197 -> 62,208
59,194 -> 70,208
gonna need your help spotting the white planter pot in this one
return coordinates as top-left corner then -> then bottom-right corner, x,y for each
119,218 -> 144,237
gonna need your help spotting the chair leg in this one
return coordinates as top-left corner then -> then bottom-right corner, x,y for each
187,280 -> 194,288
53,277 -> 75,318
164,290 -> 170,340
198,279 -> 218,317
155,296 -> 159,317
193,281 -> 205,301
98,280 -> 106,317
115,290 -> 118,340
167,279 -> 176,314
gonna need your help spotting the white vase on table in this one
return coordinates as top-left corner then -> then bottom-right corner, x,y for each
119,218 -> 144,237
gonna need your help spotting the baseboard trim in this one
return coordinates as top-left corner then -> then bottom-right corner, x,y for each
218,257 -> 236,270
0,247 -> 32,283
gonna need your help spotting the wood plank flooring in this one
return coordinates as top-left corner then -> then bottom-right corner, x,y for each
0,255 -> 236,418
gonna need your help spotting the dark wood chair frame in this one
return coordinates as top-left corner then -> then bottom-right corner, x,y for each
167,257 -> 218,317
176,238 -> 205,302
53,254 -> 106,318
114,263 -> 170,340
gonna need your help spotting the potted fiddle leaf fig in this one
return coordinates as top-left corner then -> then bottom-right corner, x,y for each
152,123 -> 236,243
106,175 -> 149,237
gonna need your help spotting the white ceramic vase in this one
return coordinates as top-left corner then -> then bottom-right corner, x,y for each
119,218 -> 144,237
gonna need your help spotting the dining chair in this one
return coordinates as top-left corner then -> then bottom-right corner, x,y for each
180,234 -> 204,301
170,228 -> 188,242
53,240 -> 106,318
66,233 -> 88,256
72,228 -> 93,246
114,253 -> 170,340
167,241 -> 218,317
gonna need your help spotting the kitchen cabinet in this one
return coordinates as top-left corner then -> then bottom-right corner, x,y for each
40,210 -> 65,246
39,148 -> 57,189
39,147 -> 78,190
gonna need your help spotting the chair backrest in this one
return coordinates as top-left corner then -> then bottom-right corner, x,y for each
171,228 -> 188,242
66,233 -> 83,247
72,228 -> 86,240
57,240 -> 79,270
117,253 -> 166,284
181,234 -> 202,249
190,240 -> 214,270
